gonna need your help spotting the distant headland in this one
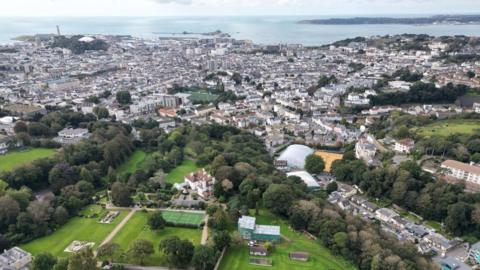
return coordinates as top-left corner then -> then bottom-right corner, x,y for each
299,15 -> 480,25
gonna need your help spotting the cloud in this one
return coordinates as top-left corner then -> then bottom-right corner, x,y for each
148,0 -> 193,4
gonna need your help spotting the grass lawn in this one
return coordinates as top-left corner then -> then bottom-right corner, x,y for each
0,148 -> 56,172
111,212 -> 202,266
188,90 -> 219,103
21,205 -> 127,257
162,210 -> 205,226
415,120 -> 480,137
219,210 -> 356,270
116,150 -> 150,176
165,159 -> 199,184
425,220 -> 442,232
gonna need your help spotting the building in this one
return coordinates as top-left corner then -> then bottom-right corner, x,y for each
474,103 -> 480,114
286,171 -> 320,189
238,216 -> 281,242
394,139 -> 414,154
54,128 -> 90,145
0,247 -> 32,270
441,160 -> 480,186
355,137 -> 377,164
288,252 -> 309,261
184,169 -> 216,199
0,134 -> 12,155
275,144 -> 314,170
375,208 -> 399,223
249,246 -> 268,256
469,241 -> 480,265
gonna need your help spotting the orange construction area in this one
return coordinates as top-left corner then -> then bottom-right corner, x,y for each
314,151 -> 343,172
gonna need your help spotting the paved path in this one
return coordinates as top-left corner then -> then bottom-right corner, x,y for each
99,208 -> 137,248
201,214 -> 209,245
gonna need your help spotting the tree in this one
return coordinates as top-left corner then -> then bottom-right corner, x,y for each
111,181 -> 132,207
0,234 -> 9,251
116,91 -> 132,105
304,154 -> 325,175
128,239 -> 154,265
97,243 -> 122,262
213,230 -> 231,251
326,181 -> 338,194
263,184 -> 295,216
53,258 -> 69,270
467,70 -> 476,78
67,248 -> 96,270
93,107 -> 109,119
0,195 -> 20,229
191,245 -> 218,270
160,236 -> 194,268
148,211 -> 166,231
32,253 -> 57,270
13,121 -> 28,134
49,163 -> 76,193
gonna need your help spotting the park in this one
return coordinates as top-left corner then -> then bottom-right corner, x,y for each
0,148 -> 56,172
414,119 -> 480,137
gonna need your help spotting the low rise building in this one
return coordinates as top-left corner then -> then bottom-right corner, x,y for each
54,128 -> 90,145
394,139 -> 414,154
441,160 -> 480,188
238,216 -> 281,242
0,247 -> 32,270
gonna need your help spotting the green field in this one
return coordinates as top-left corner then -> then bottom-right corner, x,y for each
116,150 -> 149,176
0,148 -> 56,172
415,120 -> 480,137
21,205 -> 127,257
188,90 -> 219,103
162,210 -> 205,226
165,159 -> 199,184
219,210 -> 356,270
111,212 -> 202,266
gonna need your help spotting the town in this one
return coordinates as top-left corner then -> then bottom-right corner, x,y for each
1,30 -> 480,270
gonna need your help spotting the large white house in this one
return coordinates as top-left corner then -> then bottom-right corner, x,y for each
441,160 -> 480,186
394,139 -> 414,154
184,168 -> 216,199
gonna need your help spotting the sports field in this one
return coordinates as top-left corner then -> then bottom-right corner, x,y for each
162,210 -> 205,226
415,120 -> 480,137
188,90 -> 218,103
111,212 -> 202,266
314,151 -> 343,172
165,159 -> 199,184
21,205 -> 127,257
0,148 -> 56,172
218,210 -> 356,270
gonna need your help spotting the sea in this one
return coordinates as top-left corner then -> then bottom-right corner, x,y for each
1,16 -> 480,46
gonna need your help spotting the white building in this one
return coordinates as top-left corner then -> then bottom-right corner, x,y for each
394,139 -> 414,154
355,136 -> 377,164
441,160 -> 480,185
54,128 -> 90,145
0,247 -> 32,270
184,168 -> 216,199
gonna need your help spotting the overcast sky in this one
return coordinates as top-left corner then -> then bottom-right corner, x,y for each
1,0 -> 479,17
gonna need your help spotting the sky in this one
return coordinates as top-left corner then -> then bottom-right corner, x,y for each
0,0 -> 479,17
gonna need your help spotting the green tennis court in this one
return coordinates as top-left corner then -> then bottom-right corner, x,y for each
162,211 -> 205,226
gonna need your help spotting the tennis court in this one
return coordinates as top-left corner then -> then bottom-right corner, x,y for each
162,211 -> 205,227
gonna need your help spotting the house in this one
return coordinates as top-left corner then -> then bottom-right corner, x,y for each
54,128 -> 90,145
394,139 -> 414,154
423,233 -> 461,257
0,134 -> 12,155
355,137 -> 377,164
441,160 -> 480,188
249,246 -> 268,256
184,169 -> 215,199
0,247 -> 32,270
238,216 -> 281,242
375,208 -> 399,223
474,103 -> 480,114
288,252 -> 309,262
469,241 -> 480,265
